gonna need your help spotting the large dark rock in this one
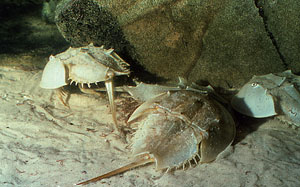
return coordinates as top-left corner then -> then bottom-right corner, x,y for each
55,0 -> 129,52
55,0 -> 292,88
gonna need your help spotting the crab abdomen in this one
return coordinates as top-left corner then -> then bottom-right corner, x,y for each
68,63 -> 109,84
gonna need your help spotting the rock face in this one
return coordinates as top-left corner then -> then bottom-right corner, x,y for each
256,0 -> 300,74
187,0 -> 285,88
55,0 -> 299,88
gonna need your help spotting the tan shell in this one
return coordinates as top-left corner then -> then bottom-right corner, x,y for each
130,90 -> 236,168
77,90 -> 236,185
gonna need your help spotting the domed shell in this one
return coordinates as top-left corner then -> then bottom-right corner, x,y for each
40,55 -> 67,89
231,82 -> 277,118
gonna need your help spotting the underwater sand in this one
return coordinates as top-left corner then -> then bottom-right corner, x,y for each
0,65 -> 299,187
1,3 -> 299,186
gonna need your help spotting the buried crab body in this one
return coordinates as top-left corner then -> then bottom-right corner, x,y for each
231,70 -> 300,127
39,43 -> 130,131
77,90 -> 236,185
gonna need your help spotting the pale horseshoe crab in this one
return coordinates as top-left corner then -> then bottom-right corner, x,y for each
76,86 -> 236,185
39,43 -> 130,131
231,70 -> 300,127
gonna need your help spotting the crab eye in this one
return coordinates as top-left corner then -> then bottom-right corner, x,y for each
289,109 -> 297,117
251,82 -> 259,87
107,70 -> 115,79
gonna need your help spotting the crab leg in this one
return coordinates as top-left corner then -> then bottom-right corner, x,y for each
57,87 -> 70,109
105,79 -> 119,132
76,154 -> 155,185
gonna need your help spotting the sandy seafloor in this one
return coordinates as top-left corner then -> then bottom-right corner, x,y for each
1,3 -> 299,187
0,65 -> 299,187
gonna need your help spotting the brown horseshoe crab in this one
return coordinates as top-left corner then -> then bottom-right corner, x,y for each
76,89 -> 236,185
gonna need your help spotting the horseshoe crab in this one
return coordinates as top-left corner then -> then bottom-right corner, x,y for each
39,43 -> 130,131
231,70 -> 300,127
76,89 -> 236,185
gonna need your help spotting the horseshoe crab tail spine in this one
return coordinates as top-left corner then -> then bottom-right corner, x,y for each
76,154 -> 155,186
